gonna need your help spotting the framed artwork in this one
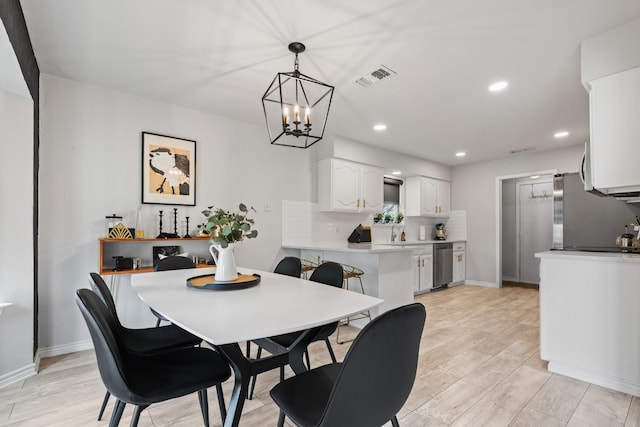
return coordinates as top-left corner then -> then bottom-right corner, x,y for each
142,132 -> 196,206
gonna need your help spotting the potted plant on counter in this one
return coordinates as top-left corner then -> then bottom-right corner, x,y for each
396,213 -> 404,224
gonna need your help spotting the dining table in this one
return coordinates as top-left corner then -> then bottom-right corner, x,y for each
131,266 -> 383,427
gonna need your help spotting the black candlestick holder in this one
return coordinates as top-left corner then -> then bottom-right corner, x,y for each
157,209 -> 178,238
183,216 -> 191,238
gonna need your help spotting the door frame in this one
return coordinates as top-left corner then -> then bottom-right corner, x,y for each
515,178 -> 552,283
495,169 -> 556,288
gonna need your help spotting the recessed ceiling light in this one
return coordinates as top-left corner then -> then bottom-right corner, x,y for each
530,175 -> 540,179
488,81 -> 509,92
373,124 -> 387,131
391,171 -> 402,175
455,151 -> 466,157
554,130 -> 569,138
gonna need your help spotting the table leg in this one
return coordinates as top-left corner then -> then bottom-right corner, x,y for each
215,343 -> 250,427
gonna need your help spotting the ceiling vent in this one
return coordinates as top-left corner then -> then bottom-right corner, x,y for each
355,65 -> 397,87
509,147 -> 536,154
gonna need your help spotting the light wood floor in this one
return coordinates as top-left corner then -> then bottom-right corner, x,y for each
2,284 -> 640,426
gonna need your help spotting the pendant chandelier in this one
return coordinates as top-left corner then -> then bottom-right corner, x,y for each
262,42 -> 334,149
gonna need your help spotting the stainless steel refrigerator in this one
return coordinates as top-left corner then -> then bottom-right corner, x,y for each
553,172 -> 640,250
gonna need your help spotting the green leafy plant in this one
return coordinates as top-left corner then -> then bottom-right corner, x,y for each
396,213 -> 404,223
373,213 -> 383,223
383,213 -> 393,223
202,203 -> 258,248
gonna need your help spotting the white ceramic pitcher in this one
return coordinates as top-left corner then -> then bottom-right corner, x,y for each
209,242 -> 238,282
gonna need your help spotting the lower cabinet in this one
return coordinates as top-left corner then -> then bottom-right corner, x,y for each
452,242 -> 466,285
412,246 -> 433,294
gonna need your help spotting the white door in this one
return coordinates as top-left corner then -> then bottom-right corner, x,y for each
517,181 -> 553,284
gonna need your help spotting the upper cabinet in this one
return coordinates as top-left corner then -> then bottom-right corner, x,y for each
405,176 -> 450,217
318,158 -> 383,213
588,66 -> 640,194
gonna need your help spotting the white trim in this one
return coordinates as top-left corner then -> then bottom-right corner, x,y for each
548,360 -> 640,397
495,169 -> 556,288
0,363 -> 36,389
37,340 -> 93,359
502,275 -> 518,282
464,279 -> 498,288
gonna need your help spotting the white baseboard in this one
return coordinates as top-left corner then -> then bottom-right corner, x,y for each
464,279 -> 498,288
548,360 -> 640,397
37,339 -> 93,359
0,363 -> 37,389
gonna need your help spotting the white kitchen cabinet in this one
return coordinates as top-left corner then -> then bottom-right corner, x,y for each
318,158 -> 383,213
588,66 -> 640,194
452,242 -> 466,285
405,176 -> 450,217
412,246 -> 433,294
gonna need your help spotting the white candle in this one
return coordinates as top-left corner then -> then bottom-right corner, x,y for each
283,106 -> 289,125
294,105 -> 300,123
305,107 -> 310,125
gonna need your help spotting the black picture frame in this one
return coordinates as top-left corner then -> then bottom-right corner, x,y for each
142,132 -> 196,206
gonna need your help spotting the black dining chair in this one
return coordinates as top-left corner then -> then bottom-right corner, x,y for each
246,257 -> 302,359
152,255 -> 197,326
88,272 -> 203,421
270,302 -> 426,427
76,289 -> 231,427
248,261 -> 343,399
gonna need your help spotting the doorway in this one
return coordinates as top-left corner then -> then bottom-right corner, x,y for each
496,170 -> 555,288
515,179 -> 553,284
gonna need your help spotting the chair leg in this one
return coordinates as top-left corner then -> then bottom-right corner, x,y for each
247,346 -> 263,399
324,338 -> 337,363
245,341 -> 251,358
277,410 -> 286,427
108,400 -> 125,427
130,405 -> 148,427
304,350 -> 311,370
98,390 -> 110,420
215,383 -> 226,423
391,415 -> 400,427
280,366 -> 285,382
198,389 -> 210,427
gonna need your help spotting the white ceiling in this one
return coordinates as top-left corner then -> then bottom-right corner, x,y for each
19,0 -> 640,166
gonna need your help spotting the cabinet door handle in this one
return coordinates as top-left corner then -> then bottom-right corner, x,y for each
357,198 -> 360,208
421,259 -> 424,267
363,199 -> 366,208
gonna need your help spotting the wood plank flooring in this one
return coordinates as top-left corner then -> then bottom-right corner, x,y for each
1,284 -> 640,426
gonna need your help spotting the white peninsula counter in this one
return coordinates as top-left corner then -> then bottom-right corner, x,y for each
283,242 -> 415,321
536,250 -> 640,396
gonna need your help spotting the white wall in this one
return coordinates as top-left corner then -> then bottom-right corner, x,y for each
451,145 -> 584,286
0,87 -> 35,384
38,75 -> 317,352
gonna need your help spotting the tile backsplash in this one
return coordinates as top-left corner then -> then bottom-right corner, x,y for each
282,200 -> 467,245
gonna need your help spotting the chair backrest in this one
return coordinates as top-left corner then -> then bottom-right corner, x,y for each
155,256 -> 196,271
75,289 -> 132,402
89,272 -> 123,329
274,257 -> 302,278
308,261 -> 343,288
319,302 -> 426,427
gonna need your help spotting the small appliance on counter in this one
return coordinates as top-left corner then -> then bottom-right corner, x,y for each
347,224 -> 372,243
616,225 -> 637,252
434,223 -> 447,240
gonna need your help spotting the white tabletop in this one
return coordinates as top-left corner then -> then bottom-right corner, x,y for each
131,267 -> 383,345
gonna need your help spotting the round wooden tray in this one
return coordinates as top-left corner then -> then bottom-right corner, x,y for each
186,273 -> 261,290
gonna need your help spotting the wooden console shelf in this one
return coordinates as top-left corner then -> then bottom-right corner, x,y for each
99,236 -> 212,275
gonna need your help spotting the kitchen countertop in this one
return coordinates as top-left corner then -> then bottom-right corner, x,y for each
536,250 -> 640,263
283,240 -> 465,253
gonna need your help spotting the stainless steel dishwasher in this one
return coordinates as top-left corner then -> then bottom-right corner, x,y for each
433,242 -> 453,290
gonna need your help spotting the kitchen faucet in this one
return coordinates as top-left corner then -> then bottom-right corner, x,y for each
391,224 -> 397,242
